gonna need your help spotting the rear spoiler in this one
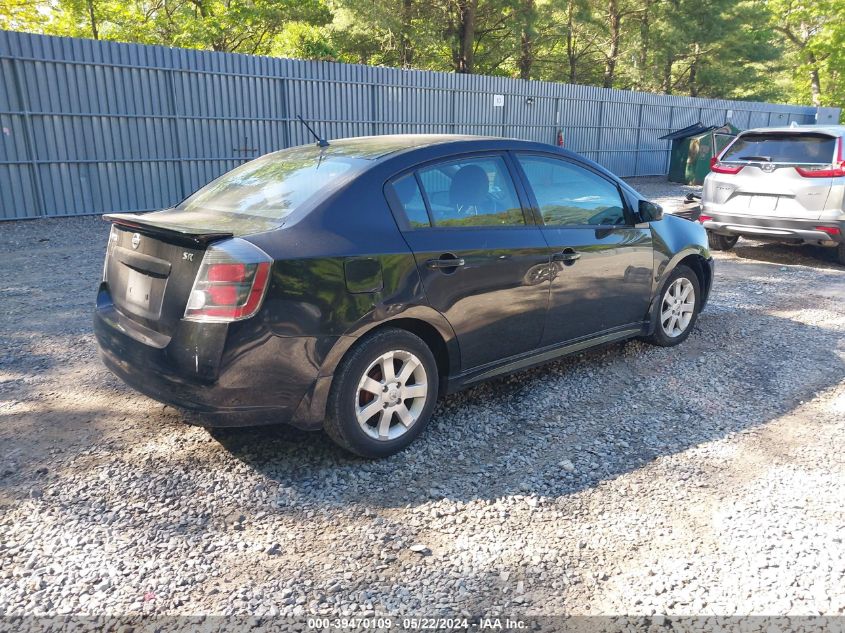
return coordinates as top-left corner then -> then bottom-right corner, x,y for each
103,213 -> 233,247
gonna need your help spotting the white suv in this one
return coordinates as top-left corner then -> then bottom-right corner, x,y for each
701,125 -> 845,264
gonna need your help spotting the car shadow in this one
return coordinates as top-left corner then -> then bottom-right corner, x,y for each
730,239 -> 844,270
210,306 -> 844,510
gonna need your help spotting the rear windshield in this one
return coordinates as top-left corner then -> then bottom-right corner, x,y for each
177,145 -> 369,221
722,133 -> 837,164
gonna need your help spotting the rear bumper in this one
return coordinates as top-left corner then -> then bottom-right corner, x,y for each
701,213 -> 844,244
94,284 -> 329,429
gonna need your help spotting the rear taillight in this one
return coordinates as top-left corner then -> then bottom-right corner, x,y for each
795,163 -> 845,178
796,137 -> 845,178
699,215 -> 713,223
709,156 -> 744,175
103,224 -> 118,281
815,226 -> 842,237
184,239 -> 272,323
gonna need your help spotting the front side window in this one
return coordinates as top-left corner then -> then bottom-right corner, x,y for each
516,155 -> 627,227
416,156 -> 525,227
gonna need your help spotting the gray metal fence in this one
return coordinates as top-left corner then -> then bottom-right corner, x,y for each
0,30 -> 839,220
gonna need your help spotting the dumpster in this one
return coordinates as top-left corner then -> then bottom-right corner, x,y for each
661,122 -> 740,185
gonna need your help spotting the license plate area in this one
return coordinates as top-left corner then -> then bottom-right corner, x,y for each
125,268 -> 153,309
115,265 -> 167,320
751,195 -> 778,213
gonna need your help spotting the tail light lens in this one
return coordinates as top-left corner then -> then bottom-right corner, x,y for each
815,226 -> 841,237
699,215 -> 713,223
184,238 -> 272,323
795,163 -> 845,178
796,137 -> 845,178
103,224 -> 119,282
796,165 -> 845,178
709,156 -> 744,175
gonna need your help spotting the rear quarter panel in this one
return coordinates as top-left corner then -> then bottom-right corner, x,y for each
242,171 -> 459,377
821,178 -> 845,220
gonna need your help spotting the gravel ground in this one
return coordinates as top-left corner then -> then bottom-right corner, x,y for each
1,177 -> 844,619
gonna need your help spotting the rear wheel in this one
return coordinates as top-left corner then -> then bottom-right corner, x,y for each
324,328 -> 439,458
837,242 -> 845,266
646,265 -> 701,347
708,231 -> 738,251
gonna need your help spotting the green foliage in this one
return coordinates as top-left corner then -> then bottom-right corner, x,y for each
1,0 -> 841,108
272,22 -> 337,61
0,0 -> 42,31
766,0 -> 845,106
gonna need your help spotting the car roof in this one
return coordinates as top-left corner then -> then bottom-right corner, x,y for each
299,134 -> 565,160
314,134 -> 494,159
741,124 -> 845,137
264,134 -> 639,203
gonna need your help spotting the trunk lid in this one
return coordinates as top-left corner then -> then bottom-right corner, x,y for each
103,213 -> 233,337
706,165 -> 834,220
706,132 -> 839,220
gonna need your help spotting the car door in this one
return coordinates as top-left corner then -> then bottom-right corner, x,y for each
512,153 -> 653,347
385,154 -> 550,371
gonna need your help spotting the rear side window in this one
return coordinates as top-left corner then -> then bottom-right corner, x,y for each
416,156 -> 525,227
178,145 -> 368,221
388,174 -> 431,228
722,133 -> 837,164
515,155 -> 627,226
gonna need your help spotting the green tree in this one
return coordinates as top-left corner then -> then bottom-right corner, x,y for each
1,0 -> 840,109
768,0 -> 845,106
0,0 -> 44,31
39,0 -> 332,54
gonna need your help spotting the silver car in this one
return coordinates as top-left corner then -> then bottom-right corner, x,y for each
701,124 -> 845,264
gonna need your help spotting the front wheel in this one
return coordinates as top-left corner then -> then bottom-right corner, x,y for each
324,328 -> 439,458
708,231 -> 738,251
646,265 -> 701,347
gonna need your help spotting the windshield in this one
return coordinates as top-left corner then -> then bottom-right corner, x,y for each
177,145 -> 369,220
721,133 -> 837,164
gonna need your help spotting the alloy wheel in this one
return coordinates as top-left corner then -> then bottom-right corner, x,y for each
660,277 -> 696,338
355,350 -> 428,441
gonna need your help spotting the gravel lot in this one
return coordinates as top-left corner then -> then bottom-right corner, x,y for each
1,177 -> 844,619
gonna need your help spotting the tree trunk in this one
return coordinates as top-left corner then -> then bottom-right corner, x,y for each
777,24 -> 824,108
453,0 -> 477,73
807,50 -> 822,106
635,0 -> 652,90
661,55 -> 674,94
688,42 -> 700,97
566,0 -> 577,83
87,0 -> 98,39
518,0 -> 536,80
400,0 -> 413,67
603,0 -> 621,89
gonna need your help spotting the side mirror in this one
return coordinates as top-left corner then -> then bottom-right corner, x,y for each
638,199 -> 664,222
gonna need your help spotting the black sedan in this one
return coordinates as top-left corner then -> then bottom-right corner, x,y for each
95,135 -> 713,458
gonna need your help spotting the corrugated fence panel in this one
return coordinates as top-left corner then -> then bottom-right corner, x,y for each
0,29 -> 836,219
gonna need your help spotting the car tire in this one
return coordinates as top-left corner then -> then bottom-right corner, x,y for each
707,231 -> 738,251
324,327 -> 439,458
837,242 -> 845,266
646,265 -> 701,348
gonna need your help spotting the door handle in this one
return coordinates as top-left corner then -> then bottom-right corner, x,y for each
552,250 -> 581,263
426,257 -> 465,270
